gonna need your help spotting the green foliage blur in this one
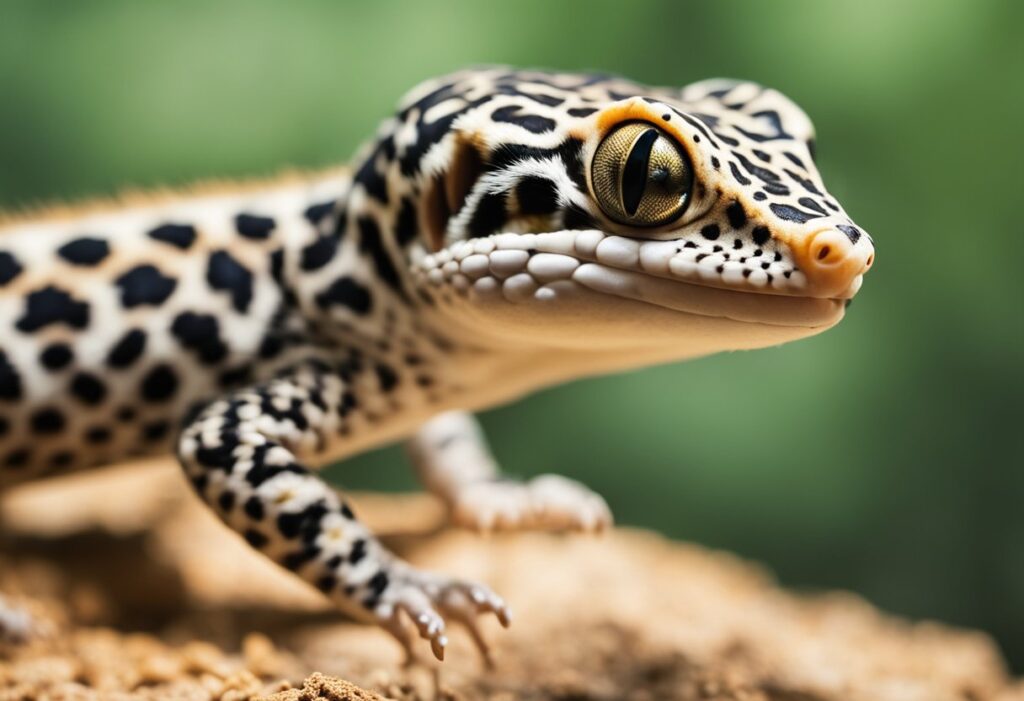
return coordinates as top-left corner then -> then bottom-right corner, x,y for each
3,0 -> 1022,667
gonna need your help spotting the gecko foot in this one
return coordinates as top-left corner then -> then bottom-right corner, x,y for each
451,474 -> 613,533
376,566 -> 511,662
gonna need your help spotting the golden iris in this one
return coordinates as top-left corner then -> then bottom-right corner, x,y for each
591,122 -> 693,226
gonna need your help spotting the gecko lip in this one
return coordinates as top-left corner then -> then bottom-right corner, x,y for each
416,229 -> 848,329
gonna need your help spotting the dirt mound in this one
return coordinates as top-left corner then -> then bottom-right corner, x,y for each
0,461 -> 1019,700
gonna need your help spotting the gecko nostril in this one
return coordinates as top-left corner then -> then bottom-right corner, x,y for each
816,245 -> 832,261
865,253 -> 874,268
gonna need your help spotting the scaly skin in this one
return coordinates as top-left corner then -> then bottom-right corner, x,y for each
0,68 -> 874,659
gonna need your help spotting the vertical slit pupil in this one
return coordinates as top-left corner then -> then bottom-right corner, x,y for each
621,129 -> 660,216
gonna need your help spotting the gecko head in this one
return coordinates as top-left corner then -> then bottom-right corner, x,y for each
397,71 -> 875,360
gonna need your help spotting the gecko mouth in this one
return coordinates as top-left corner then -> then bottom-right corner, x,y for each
414,229 -> 849,329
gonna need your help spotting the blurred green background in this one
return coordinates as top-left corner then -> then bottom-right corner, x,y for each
3,0 -> 1022,668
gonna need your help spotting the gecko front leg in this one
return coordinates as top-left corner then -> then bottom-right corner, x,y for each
407,411 -> 612,533
177,359 -> 509,661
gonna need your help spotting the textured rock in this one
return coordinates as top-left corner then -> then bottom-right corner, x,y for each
0,461 -> 1017,700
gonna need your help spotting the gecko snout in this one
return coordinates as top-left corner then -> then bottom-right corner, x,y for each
796,227 -> 874,299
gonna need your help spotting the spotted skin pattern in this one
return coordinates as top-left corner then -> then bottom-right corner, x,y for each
0,69 -> 874,659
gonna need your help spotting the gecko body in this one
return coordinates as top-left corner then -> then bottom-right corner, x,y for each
0,69 -> 874,658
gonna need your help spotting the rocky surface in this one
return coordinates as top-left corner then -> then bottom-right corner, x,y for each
0,461 -> 1020,700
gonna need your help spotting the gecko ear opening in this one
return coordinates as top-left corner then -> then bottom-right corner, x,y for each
422,135 -> 486,252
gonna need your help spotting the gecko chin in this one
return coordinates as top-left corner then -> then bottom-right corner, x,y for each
413,228 -> 852,359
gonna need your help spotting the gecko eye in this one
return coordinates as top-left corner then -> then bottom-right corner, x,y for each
591,122 -> 693,227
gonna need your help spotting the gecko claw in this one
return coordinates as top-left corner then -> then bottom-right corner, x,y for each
381,573 -> 509,661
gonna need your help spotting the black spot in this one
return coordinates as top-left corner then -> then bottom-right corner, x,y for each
85,426 -> 112,443
769,203 -> 818,224
235,213 -> 275,239
207,250 -> 253,313
258,335 -> 285,360
729,161 -> 752,186
218,490 -> 236,512
31,407 -> 65,434
303,200 -> 335,225
751,226 -> 771,246
116,406 -> 136,422
283,545 -> 322,571
783,169 -> 823,196
141,364 -> 178,402
243,459 -> 303,488
516,176 -> 559,216
726,201 -> 748,229
218,364 -> 252,388
368,571 -> 389,596
700,224 -> 720,241
0,251 -> 23,286
277,502 -> 327,541
316,575 -> 337,593
49,451 -> 73,469
244,529 -> 268,548
269,248 -> 285,285
375,363 -> 398,392
354,149 -> 390,204
395,197 -> 418,247
753,149 -> 772,162
171,312 -> 228,365
70,372 -> 107,405
17,286 -> 90,332
798,197 -> 828,215
0,417 -> 8,436
300,235 -> 338,271
567,106 -> 597,117
107,329 -> 147,368
519,91 -> 564,107
148,223 -> 197,249
784,152 -> 806,169
763,182 -> 791,196
710,156 -> 721,170
0,352 -> 19,400
753,191 -> 767,201
563,203 -> 595,230
348,538 -> 367,565
142,420 -> 170,441
196,440 -> 235,470
4,448 -> 30,469
358,217 -> 406,300
244,496 -> 265,521
57,237 -> 109,266
40,343 -> 74,370
315,276 -> 373,315
115,265 -> 176,308
838,225 -> 862,244
491,105 -> 556,133
733,152 -> 782,185
468,192 -> 508,237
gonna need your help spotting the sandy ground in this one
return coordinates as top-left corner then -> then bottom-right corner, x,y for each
0,461 -> 1021,701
